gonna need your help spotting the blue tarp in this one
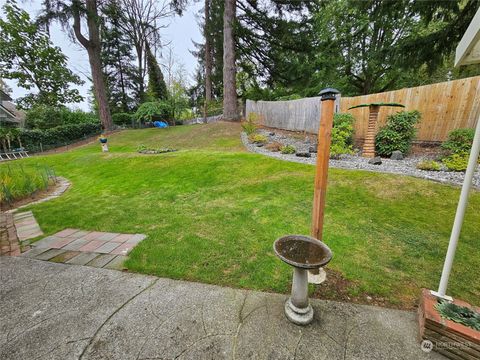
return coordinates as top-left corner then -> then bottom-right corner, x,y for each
153,121 -> 168,128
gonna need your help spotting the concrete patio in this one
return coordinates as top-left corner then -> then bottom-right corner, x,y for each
0,256 -> 444,360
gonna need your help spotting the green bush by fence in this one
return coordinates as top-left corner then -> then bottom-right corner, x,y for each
375,110 -> 421,157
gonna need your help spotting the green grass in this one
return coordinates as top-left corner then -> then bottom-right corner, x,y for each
6,122 -> 479,307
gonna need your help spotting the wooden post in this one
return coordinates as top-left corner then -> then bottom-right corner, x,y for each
362,105 -> 380,158
311,88 -> 339,241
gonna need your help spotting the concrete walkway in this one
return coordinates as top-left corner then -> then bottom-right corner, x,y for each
0,257 -> 444,360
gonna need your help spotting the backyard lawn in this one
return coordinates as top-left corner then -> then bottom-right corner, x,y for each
6,122 -> 479,308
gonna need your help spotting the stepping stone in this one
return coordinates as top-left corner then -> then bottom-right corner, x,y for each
34,236 -> 63,249
126,234 -> 147,244
69,230 -> 90,239
62,238 -> 90,251
49,237 -> 78,249
103,256 -> 127,270
55,228 -> 80,238
98,233 -> 120,241
94,241 -> 121,254
83,231 -> 105,241
86,254 -> 117,268
66,252 -> 99,266
110,242 -> 135,256
21,247 -> 50,258
50,251 -> 81,263
78,240 -> 104,252
13,212 -> 43,241
35,249 -> 66,261
110,234 -> 133,243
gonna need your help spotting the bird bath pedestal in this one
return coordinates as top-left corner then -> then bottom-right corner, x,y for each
274,235 -> 332,325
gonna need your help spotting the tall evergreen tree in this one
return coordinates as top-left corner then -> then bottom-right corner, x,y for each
101,0 -> 138,113
146,43 -> 168,101
38,0 -> 113,130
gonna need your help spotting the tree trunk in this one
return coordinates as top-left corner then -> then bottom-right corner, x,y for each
88,47 -> 113,131
72,0 -> 113,131
204,0 -> 212,122
222,0 -> 238,121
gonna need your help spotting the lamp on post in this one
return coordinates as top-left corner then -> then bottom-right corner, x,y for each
309,88 -> 339,284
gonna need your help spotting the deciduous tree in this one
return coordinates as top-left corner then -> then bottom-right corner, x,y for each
0,1 -> 83,109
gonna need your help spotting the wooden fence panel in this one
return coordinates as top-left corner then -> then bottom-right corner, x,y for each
246,96 -> 341,133
246,76 -> 480,143
341,76 -> 480,143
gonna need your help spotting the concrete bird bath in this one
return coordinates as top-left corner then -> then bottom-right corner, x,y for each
274,235 -> 333,325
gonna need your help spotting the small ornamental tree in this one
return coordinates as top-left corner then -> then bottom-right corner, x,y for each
134,101 -> 171,124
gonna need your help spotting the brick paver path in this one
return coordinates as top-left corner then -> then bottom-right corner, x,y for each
13,211 -> 43,241
21,229 -> 146,270
0,212 -> 30,256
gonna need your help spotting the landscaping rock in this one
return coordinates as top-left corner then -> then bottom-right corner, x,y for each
390,151 -> 404,160
309,146 -> 317,153
138,148 -> 177,154
296,152 -> 311,158
241,130 -> 480,189
269,132 -> 275,136
368,156 -> 382,165
256,143 -> 264,147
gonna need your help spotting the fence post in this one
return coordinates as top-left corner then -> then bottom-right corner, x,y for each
309,88 -> 339,284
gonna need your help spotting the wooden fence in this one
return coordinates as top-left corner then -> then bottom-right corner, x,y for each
245,96 -> 341,133
246,76 -> 480,143
342,76 -> 480,143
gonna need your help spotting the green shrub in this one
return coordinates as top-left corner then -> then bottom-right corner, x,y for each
416,160 -> 442,171
135,101 -> 171,123
112,112 -> 134,126
330,113 -> 355,158
280,144 -> 296,154
26,105 -> 98,129
248,133 -> 268,144
375,110 -> 421,157
0,164 -> 56,206
442,153 -> 469,172
242,112 -> 260,135
441,128 -> 475,155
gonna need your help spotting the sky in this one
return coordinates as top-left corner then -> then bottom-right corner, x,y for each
1,0 -> 203,111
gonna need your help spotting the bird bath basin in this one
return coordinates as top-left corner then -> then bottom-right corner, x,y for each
274,235 -> 332,325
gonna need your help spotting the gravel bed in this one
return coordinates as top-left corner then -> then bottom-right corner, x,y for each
241,130 -> 480,189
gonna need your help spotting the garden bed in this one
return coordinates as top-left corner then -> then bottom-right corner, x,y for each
242,129 -> 480,189
418,289 -> 480,359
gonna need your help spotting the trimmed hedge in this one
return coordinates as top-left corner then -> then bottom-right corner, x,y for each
19,122 -> 101,152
